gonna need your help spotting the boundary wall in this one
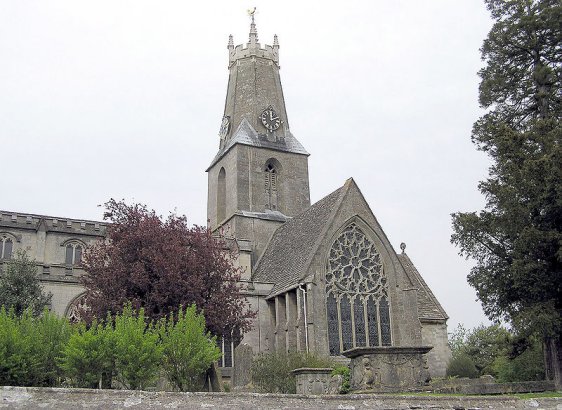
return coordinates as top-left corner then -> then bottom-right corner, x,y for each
1,386 -> 562,409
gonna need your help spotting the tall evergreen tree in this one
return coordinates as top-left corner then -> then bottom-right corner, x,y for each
451,0 -> 561,387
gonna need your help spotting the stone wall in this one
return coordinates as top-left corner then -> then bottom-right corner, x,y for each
431,377 -> 557,395
2,387 -> 561,410
0,210 -> 106,317
421,320 -> 451,378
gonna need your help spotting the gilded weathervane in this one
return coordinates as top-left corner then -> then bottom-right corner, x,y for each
247,7 -> 257,23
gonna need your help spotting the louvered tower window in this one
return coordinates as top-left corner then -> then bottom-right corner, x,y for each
264,162 -> 278,210
325,223 -> 392,355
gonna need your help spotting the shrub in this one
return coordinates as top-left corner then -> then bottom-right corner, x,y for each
0,307 -> 72,387
30,310 -> 73,386
158,305 -> 222,391
112,304 -> 163,390
493,341 -> 545,382
446,354 -> 479,379
331,365 -> 351,394
251,352 -> 334,393
60,319 -> 115,388
0,307 -> 28,386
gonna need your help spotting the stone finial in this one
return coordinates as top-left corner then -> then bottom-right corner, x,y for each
400,242 -> 406,253
227,34 -> 234,50
247,7 -> 258,44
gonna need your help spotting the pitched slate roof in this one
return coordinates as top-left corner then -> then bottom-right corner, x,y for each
252,184 -> 346,295
207,118 -> 309,170
398,252 -> 449,321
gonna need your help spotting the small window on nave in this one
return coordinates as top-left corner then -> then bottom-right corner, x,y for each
325,223 -> 392,355
0,236 -> 13,260
65,243 -> 82,266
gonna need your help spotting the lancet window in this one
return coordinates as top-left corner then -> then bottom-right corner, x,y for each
325,223 -> 391,355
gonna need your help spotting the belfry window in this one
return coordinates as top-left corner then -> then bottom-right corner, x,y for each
264,162 -> 278,210
325,223 -> 391,355
0,236 -> 13,259
65,243 -> 82,266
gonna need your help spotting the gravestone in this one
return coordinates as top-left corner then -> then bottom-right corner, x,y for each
232,343 -> 253,388
292,368 -> 333,395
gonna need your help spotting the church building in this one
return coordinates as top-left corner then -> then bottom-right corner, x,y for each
0,17 -> 451,381
207,18 -> 450,379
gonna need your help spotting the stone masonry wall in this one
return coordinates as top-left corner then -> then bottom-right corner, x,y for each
421,321 -> 451,378
1,387 -> 561,410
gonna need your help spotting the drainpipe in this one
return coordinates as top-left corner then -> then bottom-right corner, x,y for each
298,283 -> 309,353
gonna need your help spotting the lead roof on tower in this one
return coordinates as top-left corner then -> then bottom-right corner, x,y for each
207,119 -> 308,170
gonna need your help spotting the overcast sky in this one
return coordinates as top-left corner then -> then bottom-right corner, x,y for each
1,1 -> 495,331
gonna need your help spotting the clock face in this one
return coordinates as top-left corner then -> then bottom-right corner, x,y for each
219,116 -> 230,139
260,106 -> 281,132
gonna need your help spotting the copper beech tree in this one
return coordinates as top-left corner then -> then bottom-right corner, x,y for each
81,199 -> 254,338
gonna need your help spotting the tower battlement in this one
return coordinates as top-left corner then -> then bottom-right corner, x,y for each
228,37 -> 279,66
227,16 -> 279,66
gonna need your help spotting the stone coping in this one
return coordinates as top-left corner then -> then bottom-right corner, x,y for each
2,386 -> 561,410
291,367 -> 333,375
342,345 -> 433,358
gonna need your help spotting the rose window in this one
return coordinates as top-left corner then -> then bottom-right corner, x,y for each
325,223 -> 391,355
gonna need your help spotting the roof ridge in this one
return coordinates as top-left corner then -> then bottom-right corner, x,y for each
251,182 -> 348,291
253,183 -> 346,279
294,180 -> 351,289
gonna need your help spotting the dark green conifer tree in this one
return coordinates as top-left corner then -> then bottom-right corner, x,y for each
451,0 -> 561,387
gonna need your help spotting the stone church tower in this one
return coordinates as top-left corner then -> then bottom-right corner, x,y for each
207,18 -> 451,385
207,16 -> 310,265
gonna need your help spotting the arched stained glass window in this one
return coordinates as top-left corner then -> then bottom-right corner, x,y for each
325,223 -> 391,355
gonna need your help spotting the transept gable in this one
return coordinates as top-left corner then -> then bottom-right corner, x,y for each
253,178 -> 413,298
251,183 -> 345,293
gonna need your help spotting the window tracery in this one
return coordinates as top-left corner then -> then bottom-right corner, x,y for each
325,223 -> 391,355
66,294 -> 89,323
